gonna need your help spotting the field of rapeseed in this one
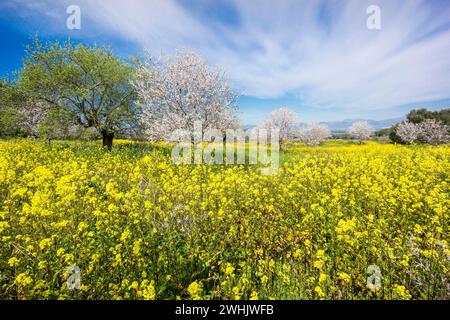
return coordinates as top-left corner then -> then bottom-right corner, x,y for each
0,139 -> 449,300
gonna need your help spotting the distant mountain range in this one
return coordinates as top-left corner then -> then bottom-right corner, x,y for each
243,117 -> 404,132
319,117 -> 404,131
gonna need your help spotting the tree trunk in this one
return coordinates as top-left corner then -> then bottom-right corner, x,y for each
101,130 -> 114,151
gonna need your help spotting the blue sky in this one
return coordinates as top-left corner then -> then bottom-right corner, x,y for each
1,0 -> 450,125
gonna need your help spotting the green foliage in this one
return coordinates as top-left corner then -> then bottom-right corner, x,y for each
17,37 -> 139,148
0,79 -> 26,137
407,108 -> 450,125
374,127 -> 392,137
388,124 -> 404,144
0,106 -> 22,137
37,106 -> 79,141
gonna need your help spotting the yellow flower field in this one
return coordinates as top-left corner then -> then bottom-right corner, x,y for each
0,139 -> 449,299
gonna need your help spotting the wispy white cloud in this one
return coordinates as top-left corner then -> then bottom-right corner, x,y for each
4,0 -> 450,111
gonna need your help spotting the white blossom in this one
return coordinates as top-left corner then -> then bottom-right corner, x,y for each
134,49 -> 239,141
396,121 -> 421,144
17,100 -> 47,137
260,107 -> 299,144
348,121 -> 374,142
298,123 -> 331,146
418,119 -> 449,145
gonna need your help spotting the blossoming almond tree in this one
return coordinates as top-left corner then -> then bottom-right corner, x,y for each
348,121 -> 374,143
418,119 -> 449,145
396,121 -> 422,144
260,107 -> 299,145
395,120 -> 449,145
133,49 -> 239,141
17,100 -> 48,137
298,123 -> 331,146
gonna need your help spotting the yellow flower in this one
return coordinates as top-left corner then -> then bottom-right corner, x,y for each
314,286 -> 325,298
120,228 -> 131,243
187,281 -> 203,300
249,291 -> 259,300
56,248 -> 65,257
141,280 -> 156,300
91,253 -> 100,263
393,285 -> 412,300
337,272 -> 351,283
77,222 -> 88,232
261,275 -> 269,285
225,264 -> 235,276
400,255 -> 410,268
293,248 -> 302,258
319,273 -> 327,283
1,139 -> 449,300
313,260 -> 325,269
132,239 -> 142,256
113,253 -> 122,266
316,250 -> 326,259
0,221 -> 10,233
15,273 -> 32,287
63,253 -> 75,265
8,257 -> 19,267
39,238 -> 52,250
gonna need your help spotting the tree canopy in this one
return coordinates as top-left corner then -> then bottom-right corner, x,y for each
389,108 -> 450,144
407,108 -> 450,125
0,79 -> 24,136
16,38 -> 138,149
134,49 -> 239,141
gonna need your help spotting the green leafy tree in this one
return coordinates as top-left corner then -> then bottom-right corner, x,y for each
388,124 -> 403,144
436,108 -> 450,126
37,106 -> 80,141
0,79 -> 25,137
407,108 -> 450,125
17,38 -> 138,150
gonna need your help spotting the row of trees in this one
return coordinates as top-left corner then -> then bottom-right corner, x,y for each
395,120 -> 449,145
0,38 -> 239,150
1,39 -> 138,149
1,38 -> 448,149
259,106 -> 449,146
259,107 -> 374,146
388,108 -> 450,145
